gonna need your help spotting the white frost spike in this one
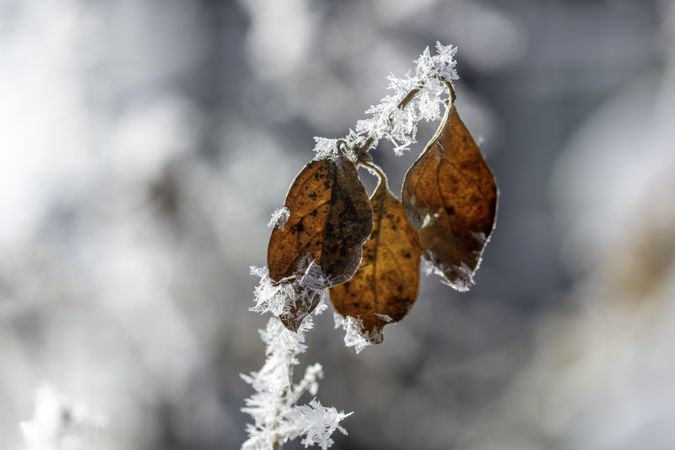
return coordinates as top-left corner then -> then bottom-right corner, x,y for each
242,317 -> 351,449
421,258 -> 439,277
421,258 -> 475,292
313,295 -> 328,316
333,313 -> 371,354
313,42 -> 459,158
267,206 -> 290,231
282,400 -> 351,450
243,261 -> 350,449
249,266 -> 296,316
293,363 -> 323,400
312,137 -> 339,160
298,258 -> 329,291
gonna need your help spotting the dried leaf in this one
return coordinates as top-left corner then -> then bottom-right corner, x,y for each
329,165 -> 422,343
267,156 -> 372,329
402,84 -> 497,291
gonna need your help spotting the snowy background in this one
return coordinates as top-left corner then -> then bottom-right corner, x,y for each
1,0 -> 675,449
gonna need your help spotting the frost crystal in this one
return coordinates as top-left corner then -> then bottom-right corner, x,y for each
282,400 -> 351,450
267,207 -> 290,231
333,313 -> 372,354
249,258 -> 329,320
312,137 -> 340,160
313,42 -> 459,159
243,262 -> 350,449
249,266 -> 296,317
421,257 -> 475,292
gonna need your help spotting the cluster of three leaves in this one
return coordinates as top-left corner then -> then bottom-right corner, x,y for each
267,85 -> 498,342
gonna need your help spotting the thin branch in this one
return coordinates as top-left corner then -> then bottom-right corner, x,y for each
352,78 -> 456,162
352,86 -> 421,160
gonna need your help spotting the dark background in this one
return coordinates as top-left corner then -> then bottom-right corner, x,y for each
2,0 -> 674,449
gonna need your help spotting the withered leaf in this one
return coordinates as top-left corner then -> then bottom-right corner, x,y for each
267,156 -> 373,330
401,83 -> 497,291
329,165 -> 422,343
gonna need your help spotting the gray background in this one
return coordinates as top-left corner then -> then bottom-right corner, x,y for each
1,0 -> 674,449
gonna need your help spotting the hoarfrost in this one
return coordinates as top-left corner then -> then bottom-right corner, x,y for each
313,42 -> 459,158
282,400 -> 351,450
243,261 -> 349,449
333,313 -> 371,354
267,206 -> 290,231
245,42 -> 463,448
312,137 -> 339,160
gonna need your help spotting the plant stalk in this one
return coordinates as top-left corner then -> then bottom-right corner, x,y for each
352,78 -> 455,162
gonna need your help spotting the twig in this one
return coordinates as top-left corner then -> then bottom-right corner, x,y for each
351,78 -> 456,163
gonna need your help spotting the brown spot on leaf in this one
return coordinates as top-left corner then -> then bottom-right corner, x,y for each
267,156 -> 373,330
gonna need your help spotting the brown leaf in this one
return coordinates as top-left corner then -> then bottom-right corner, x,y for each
402,84 -> 498,291
267,156 -> 373,330
329,165 -> 422,343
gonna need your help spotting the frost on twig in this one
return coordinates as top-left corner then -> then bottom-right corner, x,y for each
281,400 -> 352,450
241,317 -> 351,450
313,42 -> 458,159
250,266 -> 297,317
243,262 -> 350,449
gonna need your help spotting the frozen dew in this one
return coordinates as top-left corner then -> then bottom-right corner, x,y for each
267,206 -> 291,231
333,313 -> 372,354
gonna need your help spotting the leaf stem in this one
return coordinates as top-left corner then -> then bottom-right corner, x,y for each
360,161 -> 388,191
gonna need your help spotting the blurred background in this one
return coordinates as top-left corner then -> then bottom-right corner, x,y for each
1,0 -> 674,449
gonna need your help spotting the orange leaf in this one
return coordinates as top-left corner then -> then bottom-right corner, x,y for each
268,156 -> 372,330
330,165 -> 422,343
402,83 -> 497,291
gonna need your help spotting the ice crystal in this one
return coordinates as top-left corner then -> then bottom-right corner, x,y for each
313,42 -> 458,159
333,313 -> 371,354
281,400 -> 351,450
312,137 -> 340,160
249,266 -> 296,317
243,263 -> 350,449
267,206 -> 290,231
421,257 -> 474,292
249,257 -> 329,319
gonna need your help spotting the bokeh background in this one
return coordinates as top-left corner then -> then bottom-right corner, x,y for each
2,0 -> 675,449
